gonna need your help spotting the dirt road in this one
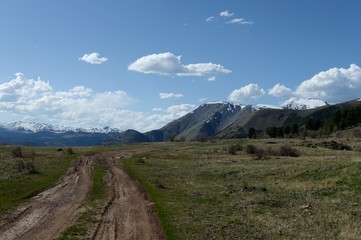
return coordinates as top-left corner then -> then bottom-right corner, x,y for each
91,154 -> 165,240
0,152 -> 165,240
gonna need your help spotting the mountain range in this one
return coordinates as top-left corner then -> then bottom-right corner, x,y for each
0,121 -> 122,146
105,98 -> 361,144
1,98 -> 361,146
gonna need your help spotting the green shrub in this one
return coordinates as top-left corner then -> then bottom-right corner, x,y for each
12,146 -> 23,158
278,145 -> 300,157
245,144 -> 257,154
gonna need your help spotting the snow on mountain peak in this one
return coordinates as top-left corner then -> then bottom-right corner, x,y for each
282,98 -> 328,110
0,121 -> 122,133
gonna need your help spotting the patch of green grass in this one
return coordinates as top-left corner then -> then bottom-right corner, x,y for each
89,162 -> 107,201
0,146 -> 75,215
121,139 -> 361,239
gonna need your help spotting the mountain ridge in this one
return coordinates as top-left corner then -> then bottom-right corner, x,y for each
2,98 -> 361,146
106,98 -> 361,144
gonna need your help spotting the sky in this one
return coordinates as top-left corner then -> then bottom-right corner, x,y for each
1,0 -> 361,132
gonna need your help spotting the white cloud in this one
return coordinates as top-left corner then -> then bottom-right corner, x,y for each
268,83 -> 293,98
79,52 -> 108,64
206,16 -> 216,22
294,64 -> 361,103
199,98 -> 207,103
159,92 -> 184,99
207,76 -> 216,81
128,52 -> 231,76
0,73 -> 200,132
143,104 -> 197,131
166,104 -> 196,117
228,83 -> 265,103
227,18 -> 253,25
152,108 -> 163,112
0,73 -> 134,128
220,10 -> 234,18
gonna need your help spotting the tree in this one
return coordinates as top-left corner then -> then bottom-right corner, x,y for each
168,132 -> 177,142
276,127 -> 284,138
291,124 -> 299,135
284,126 -> 291,135
266,127 -> 277,138
248,127 -> 257,139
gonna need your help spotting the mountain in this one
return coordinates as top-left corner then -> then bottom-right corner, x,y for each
282,98 -> 328,110
105,102 -> 275,144
0,121 -> 122,146
106,98 -> 361,144
218,98 -> 361,138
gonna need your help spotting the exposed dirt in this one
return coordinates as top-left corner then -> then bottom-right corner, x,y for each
91,153 -> 165,240
0,151 -> 165,240
0,156 -> 93,240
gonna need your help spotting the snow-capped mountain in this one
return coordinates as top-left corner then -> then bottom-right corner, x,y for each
0,121 -> 123,146
0,121 -> 122,134
282,98 -> 328,110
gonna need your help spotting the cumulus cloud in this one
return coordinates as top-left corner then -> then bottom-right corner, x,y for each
268,83 -> 293,98
206,16 -> 216,22
293,64 -> 361,103
0,73 -> 200,132
79,52 -> 108,64
207,76 -> 216,81
128,52 -> 231,76
0,73 -> 133,127
228,83 -> 265,103
143,104 -> 196,131
159,92 -> 184,99
220,10 -> 234,17
226,18 -> 253,25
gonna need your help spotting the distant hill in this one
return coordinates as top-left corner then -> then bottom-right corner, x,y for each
106,98 -> 361,144
0,122 -> 121,146
105,102 -> 255,144
2,98 -> 361,146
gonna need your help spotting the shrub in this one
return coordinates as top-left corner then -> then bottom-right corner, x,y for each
254,148 -> 266,160
227,143 -> 243,155
245,144 -> 257,155
12,146 -> 23,158
278,145 -> 300,157
64,147 -> 74,155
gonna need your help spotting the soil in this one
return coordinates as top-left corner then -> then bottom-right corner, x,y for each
0,152 -> 165,240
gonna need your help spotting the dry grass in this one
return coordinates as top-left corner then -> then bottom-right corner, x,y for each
122,138 -> 361,239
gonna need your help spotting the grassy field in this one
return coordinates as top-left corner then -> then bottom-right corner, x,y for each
121,138 -> 361,239
0,146 -> 77,215
1,139 -> 361,239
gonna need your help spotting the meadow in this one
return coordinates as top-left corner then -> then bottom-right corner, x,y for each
121,139 -> 361,239
1,138 -> 361,239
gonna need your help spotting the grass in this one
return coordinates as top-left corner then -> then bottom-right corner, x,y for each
2,139 -> 361,239
0,146 -> 76,215
121,138 -> 361,239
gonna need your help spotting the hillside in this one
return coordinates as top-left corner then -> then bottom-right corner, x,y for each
0,122 -> 121,146
105,102 -> 256,144
107,98 -> 361,144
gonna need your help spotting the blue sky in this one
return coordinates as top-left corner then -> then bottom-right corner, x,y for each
1,0 -> 361,131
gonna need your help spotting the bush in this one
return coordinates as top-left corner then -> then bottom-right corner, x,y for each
227,143 -> 243,155
12,146 -> 23,158
278,145 -> 300,157
64,147 -> 74,155
254,148 -> 267,160
245,144 -> 257,155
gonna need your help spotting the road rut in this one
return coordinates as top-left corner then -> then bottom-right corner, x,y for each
91,153 -> 165,240
0,152 -> 165,240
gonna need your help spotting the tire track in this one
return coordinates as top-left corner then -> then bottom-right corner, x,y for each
91,154 -> 165,240
0,156 -> 94,240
